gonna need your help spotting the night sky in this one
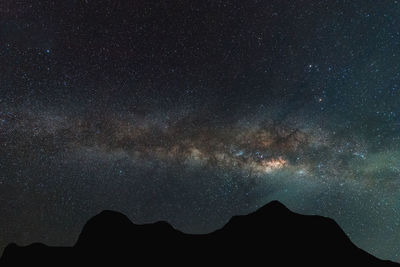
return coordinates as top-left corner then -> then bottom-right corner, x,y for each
1,0 -> 400,262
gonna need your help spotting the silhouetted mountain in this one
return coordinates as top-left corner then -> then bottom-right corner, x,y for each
1,201 -> 398,266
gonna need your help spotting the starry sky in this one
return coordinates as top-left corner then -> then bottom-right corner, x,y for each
1,0 -> 400,262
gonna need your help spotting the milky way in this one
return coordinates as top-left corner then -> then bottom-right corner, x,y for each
1,0 -> 400,262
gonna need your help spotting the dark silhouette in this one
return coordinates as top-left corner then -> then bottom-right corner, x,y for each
1,201 -> 398,266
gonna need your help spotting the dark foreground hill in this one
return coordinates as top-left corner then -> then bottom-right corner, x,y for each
1,201 -> 398,266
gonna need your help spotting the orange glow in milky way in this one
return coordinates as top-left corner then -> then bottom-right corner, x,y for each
2,111 -> 318,176
256,157 -> 288,173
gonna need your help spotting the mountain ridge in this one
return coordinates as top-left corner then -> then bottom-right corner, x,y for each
1,200 -> 398,266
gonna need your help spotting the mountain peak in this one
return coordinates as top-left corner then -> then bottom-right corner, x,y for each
90,210 -> 131,222
75,210 -> 133,248
257,200 -> 291,213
